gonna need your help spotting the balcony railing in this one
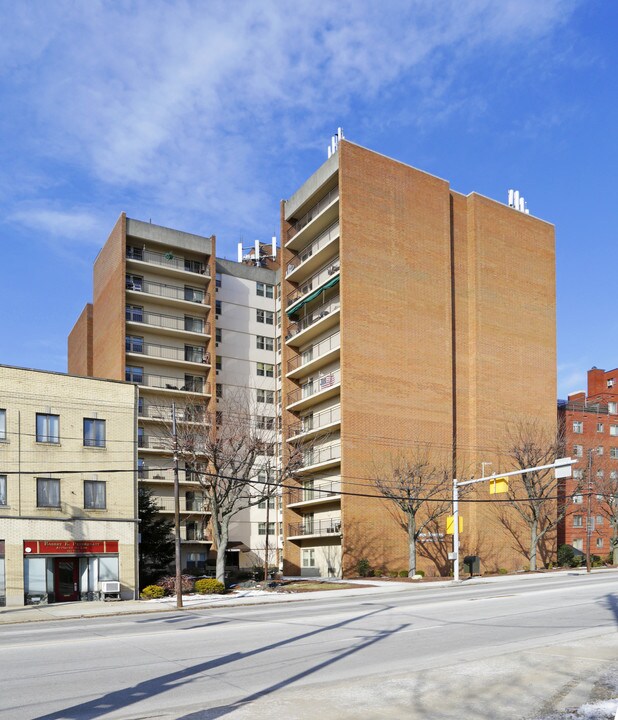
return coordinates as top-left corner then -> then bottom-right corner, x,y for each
286,296 -> 340,340
126,278 -> 210,305
287,405 -> 341,439
138,467 -> 197,482
126,340 -> 210,365
286,222 -> 340,276
287,369 -> 341,406
287,259 -> 340,308
300,443 -> 341,468
126,309 -> 209,335
153,496 -> 209,513
286,187 -> 339,241
139,404 -> 207,423
288,517 -> 341,537
138,434 -> 170,450
127,247 -> 210,277
288,481 -> 342,504
287,331 -> 340,373
138,373 -> 209,394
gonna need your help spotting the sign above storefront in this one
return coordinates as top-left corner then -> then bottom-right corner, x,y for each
23,540 -> 119,556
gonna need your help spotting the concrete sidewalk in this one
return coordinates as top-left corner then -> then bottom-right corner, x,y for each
0,568 -> 615,625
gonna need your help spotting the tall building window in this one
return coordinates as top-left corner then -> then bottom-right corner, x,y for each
572,494 -> 583,504
216,273 -> 222,289
125,366 -> 143,384
0,475 -> 6,506
573,469 -> 583,480
256,282 -> 274,298
257,335 -> 274,351
610,425 -> 618,436
258,522 -> 275,535
597,423 -> 604,433
597,446 -> 604,455
215,327 -> 222,343
216,383 -> 223,399
573,515 -> 583,528
573,421 -> 583,434
37,478 -> 60,507
0,409 -> 5,441
610,402 -> 617,414
126,304 -> 143,322
258,497 -> 275,509
302,549 -> 316,568
257,362 -> 274,377
257,389 -> 274,404
126,274 -> 143,291
36,414 -> 59,444
257,416 -> 275,429
573,444 -> 583,457
184,316 -> 204,333
597,537 -> 604,548
256,309 -> 274,324
84,480 -> 106,509
126,335 -> 144,353
611,448 -> 618,459
83,418 -> 106,447
216,356 -> 222,371
215,300 -> 222,315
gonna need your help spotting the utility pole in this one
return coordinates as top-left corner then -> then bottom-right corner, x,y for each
172,402 -> 183,608
263,481 -> 270,582
586,449 -> 593,574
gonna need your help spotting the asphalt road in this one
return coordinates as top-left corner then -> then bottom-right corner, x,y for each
2,572 -> 618,720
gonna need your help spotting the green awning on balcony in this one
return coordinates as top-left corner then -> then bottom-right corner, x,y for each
286,275 -> 340,316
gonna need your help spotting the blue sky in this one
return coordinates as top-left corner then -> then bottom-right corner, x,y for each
0,1 -> 615,397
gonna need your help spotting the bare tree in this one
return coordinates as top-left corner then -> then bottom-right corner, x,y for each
498,419 -> 570,571
371,447 -> 452,577
591,460 -> 618,564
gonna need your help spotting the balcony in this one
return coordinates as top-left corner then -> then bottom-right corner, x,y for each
286,187 -> 339,251
138,467 -> 202,483
139,403 -> 208,424
126,278 -> 210,308
287,405 -> 341,441
126,340 -> 211,367
126,246 -> 210,280
126,309 -> 210,339
297,443 -> 341,473
136,373 -> 210,395
287,369 -> 341,411
287,331 -> 340,379
287,481 -> 342,508
286,222 -> 340,283
152,496 -> 209,513
288,517 -> 342,540
285,296 -> 340,347
286,258 -> 340,311
181,527 -> 210,542
138,434 -> 171,451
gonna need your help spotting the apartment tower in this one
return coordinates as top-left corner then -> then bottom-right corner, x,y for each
281,141 -> 557,577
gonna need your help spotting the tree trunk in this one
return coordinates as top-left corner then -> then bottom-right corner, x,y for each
530,518 -> 538,572
613,531 -> 618,566
215,521 -> 229,585
408,513 -> 416,577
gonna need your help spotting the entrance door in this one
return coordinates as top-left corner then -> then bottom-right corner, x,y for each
54,558 -> 79,602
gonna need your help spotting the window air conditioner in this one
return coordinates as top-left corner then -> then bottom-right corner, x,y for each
101,581 -> 120,594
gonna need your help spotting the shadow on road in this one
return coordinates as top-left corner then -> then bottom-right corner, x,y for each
34,605 -> 405,720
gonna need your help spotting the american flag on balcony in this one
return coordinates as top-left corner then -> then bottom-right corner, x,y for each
320,374 -> 335,389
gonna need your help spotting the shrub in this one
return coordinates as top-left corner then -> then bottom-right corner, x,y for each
157,574 -> 195,595
557,544 -> 575,567
415,570 -> 425,578
498,568 -> 508,575
194,578 -> 225,595
569,555 -> 583,568
356,558 -> 372,577
398,570 -> 409,578
592,554 -> 603,568
140,585 -> 165,600
388,570 -> 399,578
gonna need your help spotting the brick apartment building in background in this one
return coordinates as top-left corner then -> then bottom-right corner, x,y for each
280,140 -> 558,577
558,367 -> 618,558
68,215 -> 280,574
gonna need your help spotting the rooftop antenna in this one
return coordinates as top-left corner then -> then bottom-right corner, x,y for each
327,127 -> 344,158
271,234 -> 277,259
507,188 -> 530,215
237,242 -> 243,264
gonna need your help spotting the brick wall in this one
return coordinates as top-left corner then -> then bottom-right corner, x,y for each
67,303 -> 93,376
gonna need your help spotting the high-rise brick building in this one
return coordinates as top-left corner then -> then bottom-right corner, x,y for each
280,140 -> 557,577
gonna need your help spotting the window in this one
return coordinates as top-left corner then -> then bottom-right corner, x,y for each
589,517 -> 595,530
256,282 -> 274,298
185,258 -> 204,274
138,459 -> 146,479
83,419 -> 106,448
0,409 -> 5,441
36,414 -> 59,444
184,316 -> 204,333
215,327 -> 222,343
572,494 -> 583,504
276,363 -> 281,380
257,415 -> 275,430
258,522 -> 275,535
597,537 -> 604,548
573,515 -> 583,527
126,274 -> 143,291
573,421 -> 583,434
597,515 -> 604,526
257,362 -> 274,377
276,336 -> 281,353
216,356 -> 222,371
126,335 -> 143,353
256,309 -> 274,325
216,300 -> 222,316
37,478 -> 60,507
125,366 -> 143,384
610,402 -> 618,415
608,378 -> 616,388
184,345 -> 204,363
0,475 -> 6,505
126,246 -> 143,260
611,471 -> 618,481
302,549 -> 316,568
572,539 -> 583,551
84,480 -> 106,509
184,286 -> 204,303
257,389 -> 274,404
573,444 -> 583,457
256,335 -> 274,351
598,422 -> 604,433
611,448 -> 618,459
611,425 -> 618,437
258,497 -> 275,509
216,383 -> 223,399
187,552 -> 207,571
597,469 -> 604,479
216,273 -> 222,289
597,446 -> 604,455
573,469 -> 584,480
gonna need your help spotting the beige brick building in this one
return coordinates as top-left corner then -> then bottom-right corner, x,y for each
281,141 -> 557,577
0,365 -> 138,606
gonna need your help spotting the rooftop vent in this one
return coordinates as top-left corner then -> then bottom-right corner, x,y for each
507,189 -> 530,214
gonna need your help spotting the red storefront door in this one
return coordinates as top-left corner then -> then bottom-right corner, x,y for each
54,558 -> 79,602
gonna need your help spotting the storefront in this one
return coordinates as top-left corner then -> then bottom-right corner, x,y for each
23,540 -> 120,604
